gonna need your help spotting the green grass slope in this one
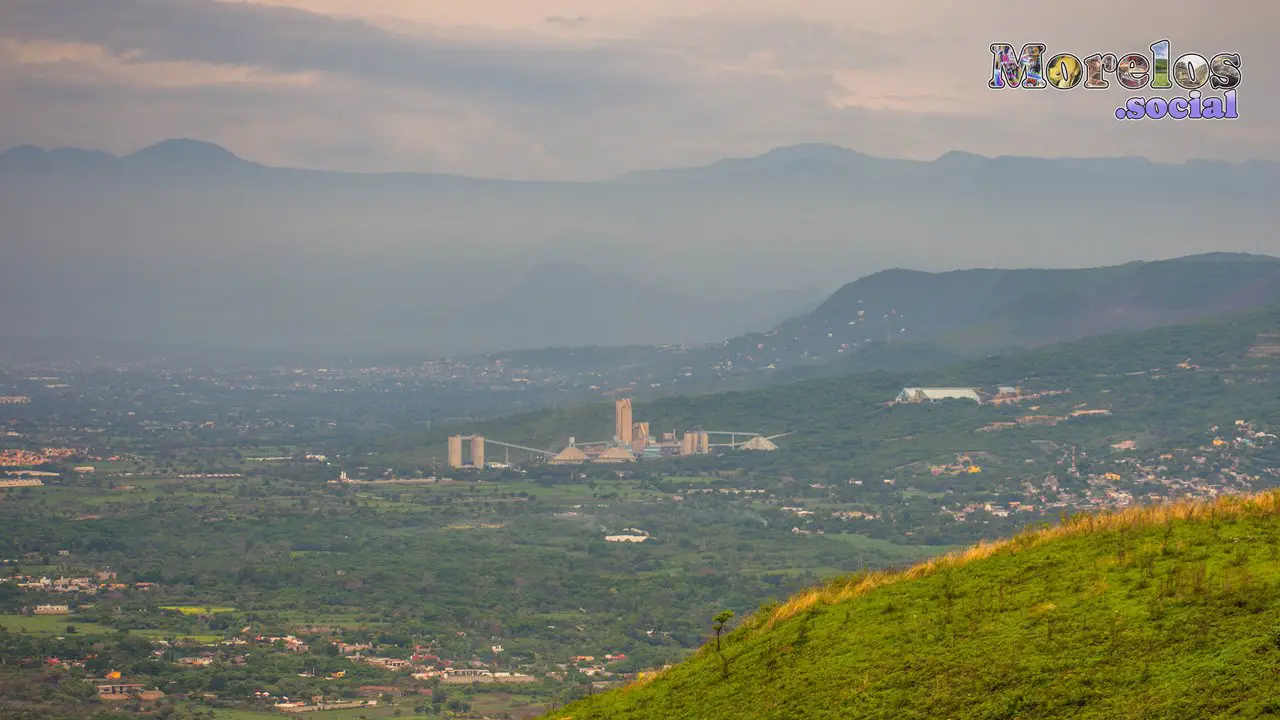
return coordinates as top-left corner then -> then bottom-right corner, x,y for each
551,492 -> 1280,719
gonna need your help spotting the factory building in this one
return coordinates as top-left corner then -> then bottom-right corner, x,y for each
446,396 -> 783,469
615,399 -> 633,446
446,435 -> 487,469
678,431 -> 710,456
447,436 -> 463,469
631,422 -> 650,452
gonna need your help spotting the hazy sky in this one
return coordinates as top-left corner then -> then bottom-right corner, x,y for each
3,0 -> 1276,179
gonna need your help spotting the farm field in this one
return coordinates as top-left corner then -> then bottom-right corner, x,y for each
0,614 -> 114,636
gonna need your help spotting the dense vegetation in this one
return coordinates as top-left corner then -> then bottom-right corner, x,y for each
552,492 -> 1280,719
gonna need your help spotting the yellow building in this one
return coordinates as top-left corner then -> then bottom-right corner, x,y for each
447,436 -> 463,469
615,399 -> 633,446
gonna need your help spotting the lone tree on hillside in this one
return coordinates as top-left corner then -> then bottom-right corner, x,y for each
712,609 -> 735,678
712,610 -> 734,653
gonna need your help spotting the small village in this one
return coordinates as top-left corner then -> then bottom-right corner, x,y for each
16,623 -> 639,717
939,419 -> 1279,523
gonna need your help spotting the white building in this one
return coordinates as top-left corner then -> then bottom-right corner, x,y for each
896,387 -> 981,403
33,604 -> 70,615
604,535 -> 650,543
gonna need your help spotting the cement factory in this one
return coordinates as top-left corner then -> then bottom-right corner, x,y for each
447,398 -> 790,469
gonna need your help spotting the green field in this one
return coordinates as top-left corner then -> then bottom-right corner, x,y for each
823,532 -> 961,558
161,605 -> 237,615
0,614 -> 114,636
201,709 -> 278,720
202,709 -> 407,720
132,629 -> 226,642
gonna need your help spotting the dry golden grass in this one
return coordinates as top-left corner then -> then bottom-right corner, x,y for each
760,490 -> 1280,632
621,669 -> 663,693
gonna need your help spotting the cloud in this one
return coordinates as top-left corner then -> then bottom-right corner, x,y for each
545,15 -> 588,26
3,0 -> 669,109
1,0 -> 1277,178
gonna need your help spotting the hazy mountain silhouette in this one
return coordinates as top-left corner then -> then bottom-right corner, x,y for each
698,253 -> 1280,376
1,139 -> 1276,356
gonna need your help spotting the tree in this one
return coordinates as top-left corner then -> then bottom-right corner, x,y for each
711,609 -> 734,678
712,610 -> 734,653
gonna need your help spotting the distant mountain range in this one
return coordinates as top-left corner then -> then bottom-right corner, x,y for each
1,139 -> 1277,357
460,253 -> 1280,408
705,252 -> 1280,369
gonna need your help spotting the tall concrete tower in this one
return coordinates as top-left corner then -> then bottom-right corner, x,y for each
470,436 -> 485,468
680,432 -> 696,456
447,436 -> 463,469
615,399 -> 633,446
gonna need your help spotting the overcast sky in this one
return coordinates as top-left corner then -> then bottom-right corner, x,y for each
2,0 -> 1276,179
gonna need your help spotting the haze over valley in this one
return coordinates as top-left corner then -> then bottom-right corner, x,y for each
3,140 -> 1278,356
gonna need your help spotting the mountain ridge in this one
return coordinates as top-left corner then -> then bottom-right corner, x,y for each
4,138 -> 1277,181
3,139 -> 1277,356
683,252 -> 1280,381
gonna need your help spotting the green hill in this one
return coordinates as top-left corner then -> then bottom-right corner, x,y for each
439,254 -> 1280,407
376,305 -> 1280,481
550,492 -> 1280,719
685,252 -> 1280,377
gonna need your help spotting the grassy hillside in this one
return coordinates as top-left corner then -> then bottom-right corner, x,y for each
550,492 -> 1280,719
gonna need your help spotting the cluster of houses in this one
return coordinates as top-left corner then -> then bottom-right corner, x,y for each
929,454 -> 985,477
0,447 -> 77,467
5,570 -> 155,596
564,654 -> 630,678
978,407 -> 1111,432
94,673 -> 167,706
940,420 -> 1278,522
832,510 -> 880,521
338,647 -> 539,684
940,500 -> 1041,522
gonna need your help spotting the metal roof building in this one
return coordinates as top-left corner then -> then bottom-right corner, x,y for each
896,387 -> 981,403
